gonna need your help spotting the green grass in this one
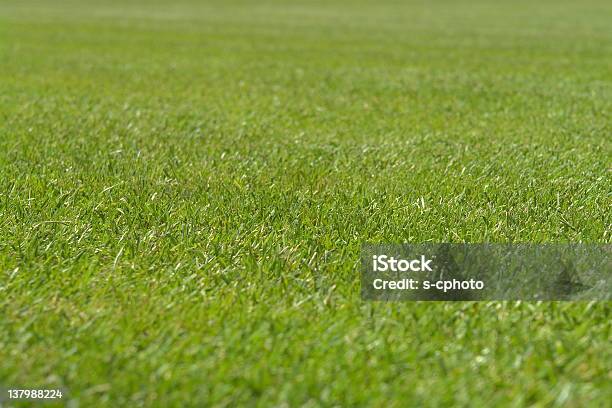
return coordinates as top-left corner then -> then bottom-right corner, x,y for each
0,0 -> 611,406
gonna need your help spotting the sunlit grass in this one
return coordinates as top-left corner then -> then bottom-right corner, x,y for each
0,0 -> 610,406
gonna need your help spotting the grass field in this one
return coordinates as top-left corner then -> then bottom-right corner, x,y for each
0,0 -> 611,406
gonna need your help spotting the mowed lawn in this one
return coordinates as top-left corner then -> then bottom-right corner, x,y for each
0,0 -> 610,406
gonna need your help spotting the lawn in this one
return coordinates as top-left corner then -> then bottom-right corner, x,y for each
0,0 -> 610,406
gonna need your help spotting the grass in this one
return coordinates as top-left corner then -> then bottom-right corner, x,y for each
0,0 -> 610,406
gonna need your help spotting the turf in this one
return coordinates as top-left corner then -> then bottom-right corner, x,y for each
0,0 -> 610,406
